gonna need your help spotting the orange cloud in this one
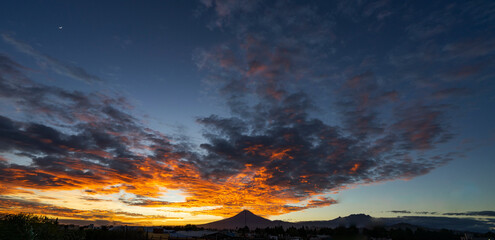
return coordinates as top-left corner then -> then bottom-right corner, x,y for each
350,163 -> 361,173
0,196 -> 176,225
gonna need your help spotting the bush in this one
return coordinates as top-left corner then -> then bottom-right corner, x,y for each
0,213 -> 64,240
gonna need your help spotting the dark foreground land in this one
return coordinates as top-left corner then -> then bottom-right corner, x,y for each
1,213 -> 494,240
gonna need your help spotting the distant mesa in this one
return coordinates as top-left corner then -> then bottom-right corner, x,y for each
300,214 -> 375,229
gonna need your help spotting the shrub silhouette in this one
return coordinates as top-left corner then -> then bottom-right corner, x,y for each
0,213 -> 147,240
0,213 -> 65,240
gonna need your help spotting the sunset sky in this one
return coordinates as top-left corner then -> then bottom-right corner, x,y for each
0,0 -> 494,227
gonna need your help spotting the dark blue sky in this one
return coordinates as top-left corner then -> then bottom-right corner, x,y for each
0,0 -> 494,229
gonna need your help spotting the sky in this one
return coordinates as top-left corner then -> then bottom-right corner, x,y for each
0,0 -> 494,228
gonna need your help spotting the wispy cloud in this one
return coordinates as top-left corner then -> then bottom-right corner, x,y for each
389,210 -> 411,214
444,211 -> 495,217
0,196 -> 174,225
2,34 -> 102,84
384,216 -> 495,233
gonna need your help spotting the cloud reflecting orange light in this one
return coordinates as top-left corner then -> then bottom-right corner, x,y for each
0,143 -> 338,223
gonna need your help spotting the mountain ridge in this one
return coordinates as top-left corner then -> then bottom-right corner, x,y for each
199,210 -> 375,230
198,210 -> 493,232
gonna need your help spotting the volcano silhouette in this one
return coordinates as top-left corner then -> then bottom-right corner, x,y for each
200,210 -> 376,230
200,210 -> 281,229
